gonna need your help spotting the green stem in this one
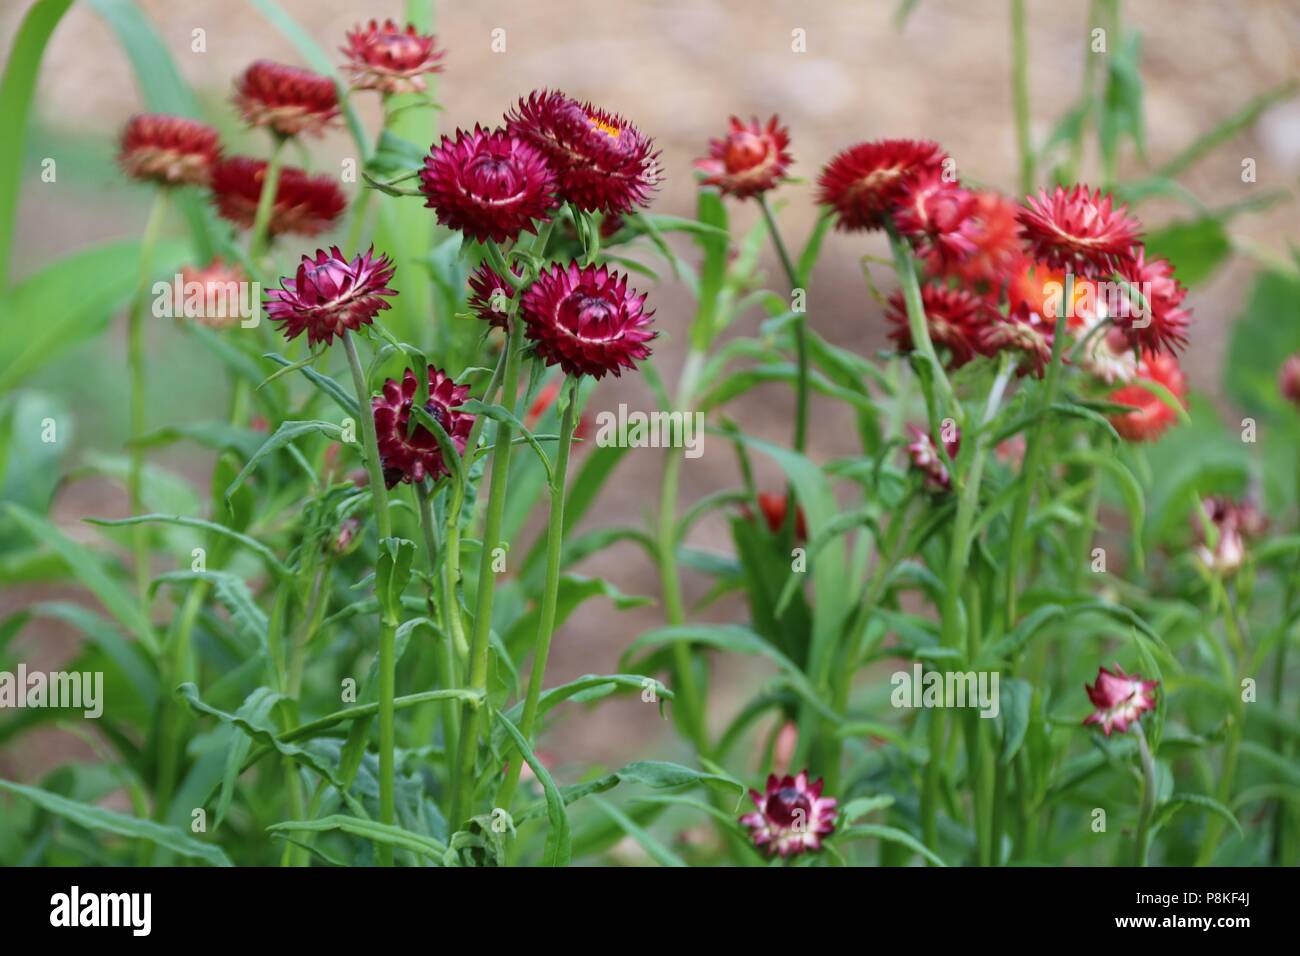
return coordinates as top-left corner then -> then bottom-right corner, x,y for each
416,481 -> 462,756
758,196 -> 809,453
248,136 -> 287,266
1011,0 -> 1034,195
886,225 -> 958,425
1133,721 -> 1156,866
1197,578 -> 1245,864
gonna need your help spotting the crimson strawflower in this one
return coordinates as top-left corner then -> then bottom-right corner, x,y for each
928,190 -> 1021,285
372,367 -> 475,488
1018,185 -> 1141,276
466,261 -> 523,328
265,247 -> 396,347
419,125 -> 557,244
342,19 -> 444,95
694,115 -> 792,199
1108,351 -> 1187,442
234,60 -> 340,137
885,284 -> 990,370
1113,250 -> 1190,355
118,114 -> 221,187
507,90 -> 658,215
519,262 -> 655,379
740,771 -> 838,858
894,170 -> 979,270
1083,665 -> 1158,736
816,139 -> 946,231
976,311 -> 1058,377
211,157 -> 347,237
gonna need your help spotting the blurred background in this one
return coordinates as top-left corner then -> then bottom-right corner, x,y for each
3,0 -> 1299,783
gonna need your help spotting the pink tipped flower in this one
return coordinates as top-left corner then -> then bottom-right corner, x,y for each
372,367 -> 475,488
976,311 -> 1058,378
519,262 -> 655,379
906,424 -> 960,491
894,170 -> 979,270
178,258 -> 247,329
740,770 -> 838,858
466,261 -> 523,328
1281,354 -> 1300,407
1108,351 -> 1187,442
210,156 -> 347,237
342,19 -> 445,95
1192,496 -> 1266,575
1113,250 -> 1190,355
1083,665 -> 1158,736
885,284 -> 991,370
118,114 -> 221,187
419,125 -> 558,244
816,139 -> 947,231
694,115 -> 792,199
265,246 -> 396,347
507,90 -> 659,215
929,190 -> 1022,285
233,60 -> 340,138
1018,185 -> 1142,277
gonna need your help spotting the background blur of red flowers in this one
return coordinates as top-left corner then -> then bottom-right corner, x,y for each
4,0 -> 1299,784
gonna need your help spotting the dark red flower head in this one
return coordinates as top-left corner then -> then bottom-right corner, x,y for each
1018,185 -> 1141,277
1112,249 -> 1190,355
118,113 -> 221,187
342,19 -> 445,95
507,90 -> 659,215
1108,351 -> 1187,442
466,261 -> 523,329
234,60 -> 340,138
976,311 -> 1058,378
520,262 -> 655,379
211,156 -> 347,237
694,115 -> 792,199
885,284 -> 990,370
740,771 -> 837,858
419,125 -> 557,244
372,367 -> 475,488
265,246 -> 396,347
816,139 -> 947,231
894,170 -> 979,270
744,492 -> 808,541
1083,665 -> 1157,736
928,190 -> 1022,285
906,424 -> 960,491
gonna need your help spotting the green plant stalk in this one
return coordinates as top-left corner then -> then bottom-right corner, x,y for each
450,310 -> 525,828
1197,578 -> 1246,865
248,135 -> 287,265
886,225 -> 958,424
496,381 -> 580,810
758,196 -> 809,453
127,191 -> 170,605
416,480 -> 461,754
1133,721 -> 1156,866
1010,0 -> 1034,194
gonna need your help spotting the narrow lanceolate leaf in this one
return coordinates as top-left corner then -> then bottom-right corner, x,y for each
517,760 -> 747,824
224,420 -> 345,504
494,711 -> 571,867
591,796 -> 687,867
836,824 -> 948,867
0,779 -> 232,867
85,515 -> 289,577
152,571 -> 268,657
267,816 -> 447,864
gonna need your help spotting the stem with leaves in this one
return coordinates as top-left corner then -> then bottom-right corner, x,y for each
758,196 -> 809,453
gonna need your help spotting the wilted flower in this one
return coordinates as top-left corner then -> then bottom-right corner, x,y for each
1192,496 -> 1266,575
1280,354 -> 1300,407
694,115 -> 792,199
1083,665 -> 1158,736
265,247 -> 396,347
906,424 -> 960,491
740,770 -> 838,858
372,367 -> 475,488
233,60 -> 340,137
743,491 -> 808,541
816,138 -> 946,231
1108,352 -> 1186,442
885,284 -> 990,370
507,90 -> 658,215
519,262 -> 655,379
177,258 -> 247,329
419,125 -> 558,244
1017,185 -> 1141,277
466,261 -> 522,328
893,170 -> 979,270
211,157 -> 347,237
118,114 -> 221,187
341,19 -> 445,95
1113,250 -> 1190,355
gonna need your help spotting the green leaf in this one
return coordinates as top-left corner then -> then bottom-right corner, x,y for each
590,796 -> 686,867
267,816 -> 447,864
86,514 -> 288,577
263,353 -> 359,417
836,823 -> 948,866
1150,793 -> 1243,839
152,571 -> 267,657
494,711 -> 571,866
0,778 -> 231,866
458,399 -> 552,483
1143,218 -> 1231,288
374,537 -> 416,625
998,678 -> 1033,765
224,420 -> 345,504
1226,270 -> 1300,418
31,602 -> 159,711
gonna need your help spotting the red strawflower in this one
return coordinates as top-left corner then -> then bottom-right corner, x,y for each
1108,351 -> 1187,442
894,170 -> 979,270
742,491 -> 808,541
506,90 -> 658,215
233,60 -> 340,138
466,261 -> 523,328
906,424 -> 960,491
419,125 -> 557,244
740,771 -> 838,858
178,258 -> 247,329
118,113 -> 221,187
694,115 -> 792,199
519,262 -> 655,379
1083,665 -> 1158,736
1281,354 -> 1300,407
976,311 -> 1058,377
885,284 -> 990,370
1007,259 -> 1096,331
372,367 -> 475,488
1018,184 -> 1141,277
928,190 -> 1021,285
1113,250 -> 1190,355
342,19 -> 445,95
264,246 -> 396,347
211,157 -> 347,237
816,139 -> 946,231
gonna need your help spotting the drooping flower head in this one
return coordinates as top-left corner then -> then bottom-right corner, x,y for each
816,138 -> 946,231
520,262 -> 655,379
1113,249 -> 1190,355
265,247 -> 396,347
177,258 -> 247,329
372,367 -> 475,488
1280,354 -> 1300,407
419,125 -> 558,244
928,190 -> 1022,285
118,114 -> 222,187
694,115 -> 792,199
233,60 -> 340,138
342,19 -> 445,94
1083,665 -> 1158,736
466,261 -> 523,328
885,284 -> 990,370
1191,496 -> 1266,575
743,491 -> 808,542
211,157 -> 347,237
894,170 -> 979,270
740,770 -> 837,858
507,90 -> 659,215
1108,351 -> 1187,442
1018,185 -> 1141,276
906,424 -> 960,491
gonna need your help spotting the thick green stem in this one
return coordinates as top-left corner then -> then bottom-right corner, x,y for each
1011,0 -> 1034,194
758,196 -> 809,453
1133,722 -> 1156,866
248,136 -> 287,265
1197,579 -> 1245,864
